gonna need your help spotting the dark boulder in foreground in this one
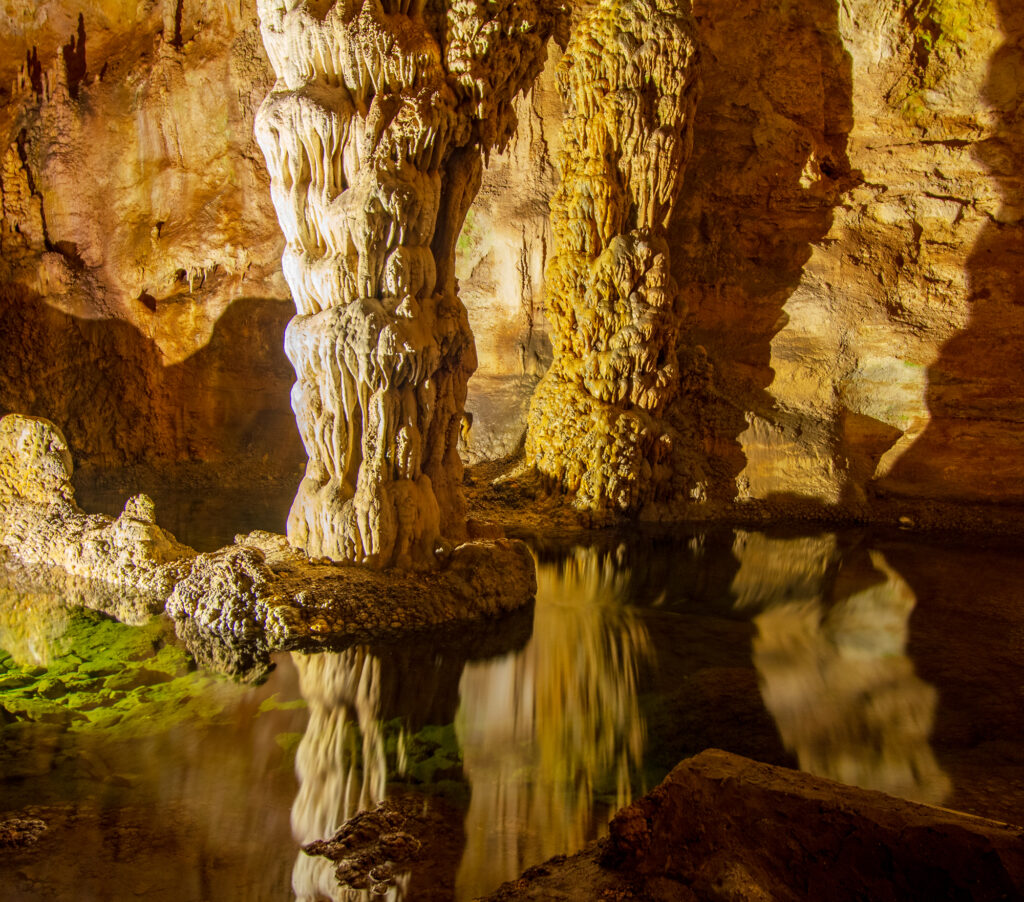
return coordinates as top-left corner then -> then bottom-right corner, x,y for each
483,749 -> 1024,901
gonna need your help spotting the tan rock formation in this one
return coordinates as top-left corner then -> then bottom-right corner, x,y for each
0,414 -> 196,607
525,0 -> 701,513
253,0 -> 565,566
482,749 -> 1024,901
3,0 -> 1023,528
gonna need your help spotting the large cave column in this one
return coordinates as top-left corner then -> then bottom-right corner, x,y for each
525,0 -> 701,513
254,0 -> 563,568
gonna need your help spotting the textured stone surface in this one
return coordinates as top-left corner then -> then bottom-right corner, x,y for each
525,0 -> 702,513
1,414 -> 538,651
0,414 -> 195,609
165,528 -> 537,654
0,1 -> 302,481
2,0 -> 1024,524
253,0 -> 566,567
483,748 -> 1024,901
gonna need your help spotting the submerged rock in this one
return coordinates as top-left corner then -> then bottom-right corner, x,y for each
0,815 -> 47,849
303,796 -> 464,901
483,749 -> 1024,901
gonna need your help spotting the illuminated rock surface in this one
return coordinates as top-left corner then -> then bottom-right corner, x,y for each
2,0 -> 1024,525
253,0 -> 564,566
0,414 -> 537,656
0,414 -> 195,612
524,0 -> 702,513
483,749 -> 1024,902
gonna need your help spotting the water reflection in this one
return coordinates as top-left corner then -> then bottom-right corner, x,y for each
291,649 -> 395,901
0,580 -> 69,668
288,547 -> 653,901
2,527 -> 982,900
455,548 -> 653,899
735,533 -> 951,804
290,646 -> 469,901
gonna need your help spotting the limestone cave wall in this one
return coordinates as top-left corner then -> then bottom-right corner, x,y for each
0,0 -> 301,488
1,0 -> 1021,521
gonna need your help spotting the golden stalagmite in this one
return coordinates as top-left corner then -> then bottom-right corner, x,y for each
254,0 -> 565,568
525,0 -> 701,513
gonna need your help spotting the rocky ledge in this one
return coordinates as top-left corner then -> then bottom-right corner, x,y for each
483,749 -> 1024,902
0,414 -> 537,672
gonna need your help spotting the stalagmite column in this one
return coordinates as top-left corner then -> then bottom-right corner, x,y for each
525,0 -> 701,512
255,0 -> 563,568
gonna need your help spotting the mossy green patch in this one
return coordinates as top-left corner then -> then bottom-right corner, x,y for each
258,694 -> 308,715
456,208 -> 481,257
1,605 -> 247,741
898,0 -> 994,122
274,731 -> 304,765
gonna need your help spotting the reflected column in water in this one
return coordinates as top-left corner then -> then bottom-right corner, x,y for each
455,548 -> 653,899
0,580 -> 70,669
739,537 -> 951,805
291,649 -> 397,901
290,646 -> 469,902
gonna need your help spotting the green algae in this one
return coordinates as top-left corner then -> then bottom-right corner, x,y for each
258,693 -> 308,714
0,604 -> 247,740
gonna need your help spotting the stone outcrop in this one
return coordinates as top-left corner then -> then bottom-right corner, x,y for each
483,748 -> 1024,901
525,0 -> 701,514
0,414 -> 195,612
253,0 -> 565,566
164,528 -> 536,661
0,413 -> 537,657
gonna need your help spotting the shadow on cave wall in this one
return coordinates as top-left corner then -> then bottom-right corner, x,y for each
879,0 -> 1024,505
669,0 -> 856,505
0,286 -> 304,546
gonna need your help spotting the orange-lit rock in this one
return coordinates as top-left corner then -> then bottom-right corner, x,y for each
253,0 -> 565,567
1,0 -> 1023,527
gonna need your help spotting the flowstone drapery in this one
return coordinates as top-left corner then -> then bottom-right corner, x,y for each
255,0 -> 563,568
525,0 -> 701,513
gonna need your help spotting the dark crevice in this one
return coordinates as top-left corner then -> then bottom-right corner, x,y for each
172,0 -> 185,51
61,13 -> 87,99
14,129 -> 52,251
25,47 -> 43,96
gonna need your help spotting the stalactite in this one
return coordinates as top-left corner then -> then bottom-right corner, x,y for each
255,0 -> 564,568
525,0 -> 701,513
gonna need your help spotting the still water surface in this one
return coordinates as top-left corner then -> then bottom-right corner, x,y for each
2,527 -> 1023,900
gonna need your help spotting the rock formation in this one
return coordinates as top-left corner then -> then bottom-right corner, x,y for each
482,749 -> 1024,901
0,413 -> 195,613
253,0 -> 565,566
0,413 -> 537,655
0,2 -> 301,487
524,0 -> 701,513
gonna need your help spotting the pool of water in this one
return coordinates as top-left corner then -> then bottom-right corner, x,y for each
2,525 -> 1023,900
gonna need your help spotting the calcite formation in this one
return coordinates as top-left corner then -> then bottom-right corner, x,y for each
0,414 -> 195,611
525,0 -> 701,513
254,0 -> 564,567
0,413 -> 537,652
